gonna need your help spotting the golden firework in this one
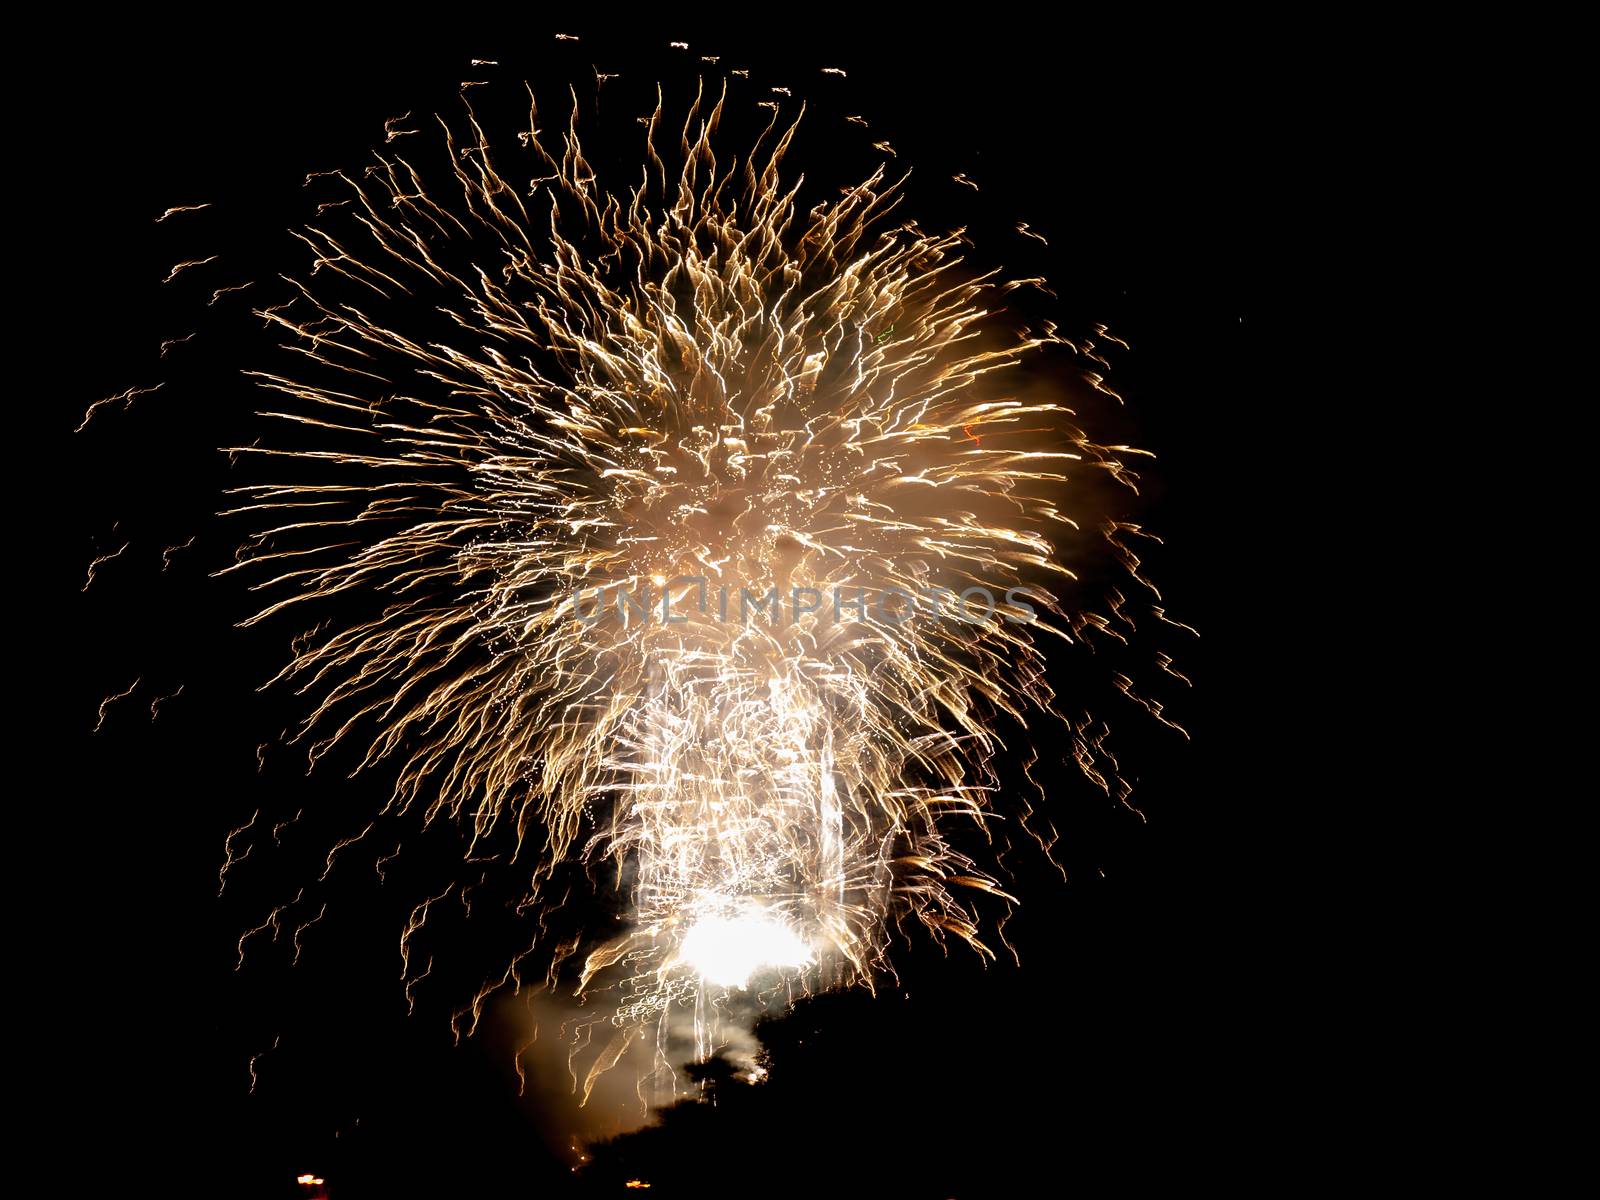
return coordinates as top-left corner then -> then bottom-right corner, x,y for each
189,72 -> 1179,1097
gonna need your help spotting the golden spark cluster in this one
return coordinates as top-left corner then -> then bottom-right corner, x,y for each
118,61 -> 1188,1099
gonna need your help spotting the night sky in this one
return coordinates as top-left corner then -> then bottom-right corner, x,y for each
57,17 -> 1261,1198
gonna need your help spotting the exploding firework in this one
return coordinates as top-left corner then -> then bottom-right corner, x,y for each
100,57 -> 1189,1105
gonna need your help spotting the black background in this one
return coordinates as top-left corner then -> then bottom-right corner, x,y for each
54,14 -> 1271,1198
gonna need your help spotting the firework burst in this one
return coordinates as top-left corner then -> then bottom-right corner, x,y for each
106,63 -> 1187,1103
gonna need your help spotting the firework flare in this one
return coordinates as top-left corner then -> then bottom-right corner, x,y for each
93,57 -> 1189,1107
